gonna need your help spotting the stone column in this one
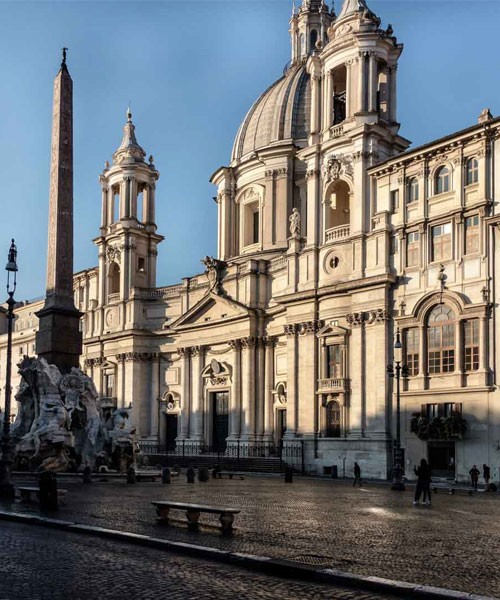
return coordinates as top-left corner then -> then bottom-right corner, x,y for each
310,75 -> 320,135
191,346 -> 204,442
240,337 -> 256,440
116,354 -> 126,409
179,348 -> 191,439
345,60 -> 352,118
480,313 -> 489,377
263,337 -> 275,441
358,53 -> 367,113
389,65 -> 397,123
255,338 -> 266,438
229,340 -> 241,438
150,353 -> 161,439
284,325 -> 298,437
149,182 -> 156,224
347,314 -> 365,437
101,183 -> 108,228
368,52 -> 377,113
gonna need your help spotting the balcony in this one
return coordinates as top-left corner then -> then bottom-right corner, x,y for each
325,224 -> 350,243
317,377 -> 349,393
107,293 -> 120,303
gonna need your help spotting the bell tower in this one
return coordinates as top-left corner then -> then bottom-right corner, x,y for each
290,0 -> 333,63
94,110 -> 163,333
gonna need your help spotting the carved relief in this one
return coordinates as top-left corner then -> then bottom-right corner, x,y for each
323,154 -> 354,185
366,308 -> 390,324
201,256 -> 227,295
284,320 -> 324,336
346,312 -> 365,326
106,246 -> 121,264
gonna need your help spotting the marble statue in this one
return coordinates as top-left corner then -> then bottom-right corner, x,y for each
12,357 -> 106,472
289,208 -> 301,238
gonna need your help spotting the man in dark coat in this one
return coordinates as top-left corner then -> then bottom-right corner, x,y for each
469,465 -> 480,491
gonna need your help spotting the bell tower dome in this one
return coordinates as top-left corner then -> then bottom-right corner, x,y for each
94,110 -> 163,332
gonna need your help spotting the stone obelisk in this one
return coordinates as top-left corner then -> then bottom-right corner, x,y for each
36,49 -> 82,373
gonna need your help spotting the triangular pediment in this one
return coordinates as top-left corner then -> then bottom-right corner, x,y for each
169,293 -> 253,330
317,321 -> 349,338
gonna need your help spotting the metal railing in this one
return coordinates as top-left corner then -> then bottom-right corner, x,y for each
137,439 -> 305,472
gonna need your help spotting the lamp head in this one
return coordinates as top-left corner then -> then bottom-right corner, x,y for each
394,328 -> 402,350
5,239 -> 17,272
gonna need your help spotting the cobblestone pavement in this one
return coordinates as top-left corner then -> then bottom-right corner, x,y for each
0,520 -> 399,600
2,475 -> 499,598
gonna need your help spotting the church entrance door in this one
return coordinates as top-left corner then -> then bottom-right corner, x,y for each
212,391 -> 229,453
427,441 -> 455,478
165,414 -> 178,452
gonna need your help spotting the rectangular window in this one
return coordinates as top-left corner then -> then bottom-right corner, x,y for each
327,345 -> 342,379
407,178 -> 419,204
406,231 -> 420,267
137,257 -> 146,272
426,403 -> 439,419
428,323 -> 455,374
105,374 -> 115,398
404,329 -> 419,376
390,190 -> 399,212
464,319 -> 479,371
252,210 -> 260,244
444,402 -> 461,417
431,222 -> 452,262
465,215 -> 479,255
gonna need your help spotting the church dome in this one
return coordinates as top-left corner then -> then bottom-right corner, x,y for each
231,64 -> 311,162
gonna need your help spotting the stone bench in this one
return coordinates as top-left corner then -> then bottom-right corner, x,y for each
152,500 -> 240,534
135,470 -> 162,482
18,486 -> 67,504
432,485 -> 475,496
216,471 -> 245,480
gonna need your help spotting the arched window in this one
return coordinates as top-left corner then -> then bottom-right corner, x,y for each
435,166 -> 450,195
428,305 -> 455,374
108,262 -> 120,296
326,400 -> 341,437
407,177 -> 419,204
325,179 -> 350,236
309,29 -> 318,51
466,158 -> 478,185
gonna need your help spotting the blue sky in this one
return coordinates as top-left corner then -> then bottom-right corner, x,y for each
1,0 -> 499,300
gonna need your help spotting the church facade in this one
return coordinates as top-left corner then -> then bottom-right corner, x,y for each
2,0 -> 500,481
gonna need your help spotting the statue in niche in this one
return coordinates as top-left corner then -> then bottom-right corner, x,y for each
289,208 -> 301,238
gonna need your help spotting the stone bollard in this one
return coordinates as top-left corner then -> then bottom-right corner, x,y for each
38,471 -> 58,510
162,467 -> 171,484
284,466 -> 293,483
212,467 -> 219,479
82,465 -> 92,484
198,467 -> 209,482
186,467 -> 195,484
126,466 -> 136,484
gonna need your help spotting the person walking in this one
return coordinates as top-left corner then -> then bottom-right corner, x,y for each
469,465 -> 480,491
413,458 -> 432,505
483,464 -> 491,490
353,462 -> 362,487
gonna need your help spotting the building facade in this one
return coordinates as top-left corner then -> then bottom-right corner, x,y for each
2,0 -> 500,481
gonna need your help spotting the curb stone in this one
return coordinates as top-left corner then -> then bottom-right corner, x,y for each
0,510 -> 496,600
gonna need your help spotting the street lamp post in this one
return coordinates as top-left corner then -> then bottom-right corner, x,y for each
0,239 -> 18,499
387,328 -> 408,491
